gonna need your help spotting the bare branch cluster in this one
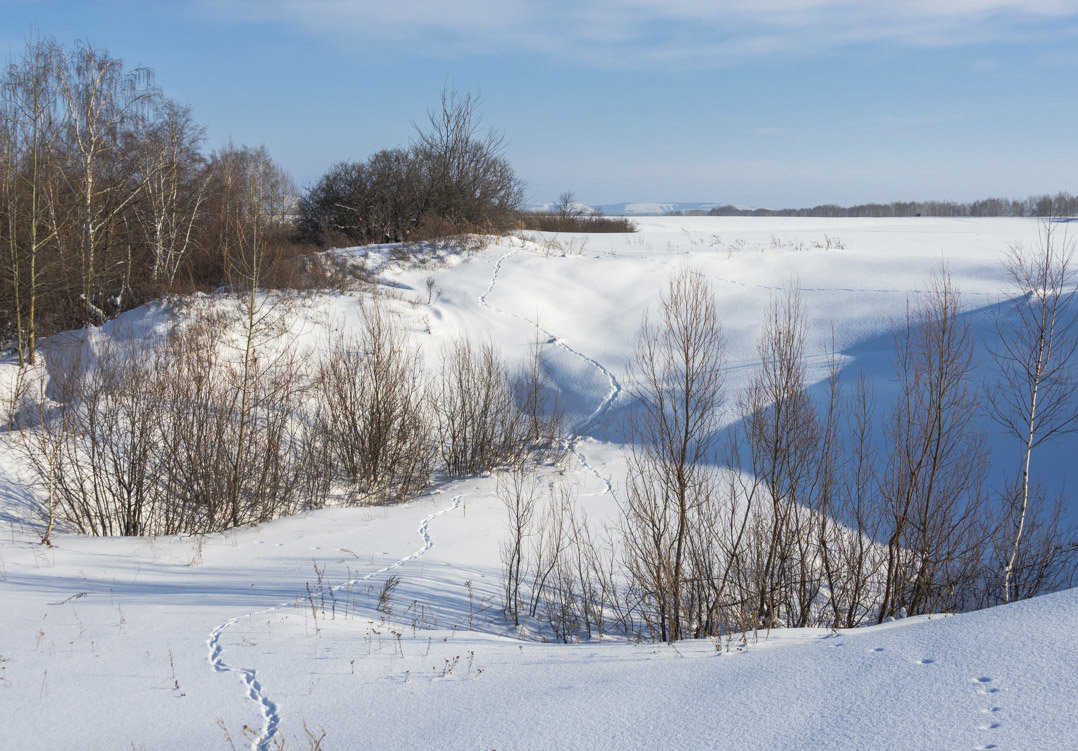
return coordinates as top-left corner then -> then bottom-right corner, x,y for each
434,337 -> 528,477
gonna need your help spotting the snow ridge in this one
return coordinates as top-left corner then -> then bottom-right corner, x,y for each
204,496 -> 462,750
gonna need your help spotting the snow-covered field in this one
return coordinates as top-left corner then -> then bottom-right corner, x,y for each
0,217 -> 1075,750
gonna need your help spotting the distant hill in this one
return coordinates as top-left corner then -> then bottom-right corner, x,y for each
524,201 -> 719,216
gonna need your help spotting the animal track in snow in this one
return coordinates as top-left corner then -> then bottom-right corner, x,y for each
205,496 -> 462,750
478,246 -> 622,499
970,676 -> 1003,750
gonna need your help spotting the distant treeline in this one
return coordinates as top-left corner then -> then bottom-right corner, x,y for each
695,192 -> 1078,218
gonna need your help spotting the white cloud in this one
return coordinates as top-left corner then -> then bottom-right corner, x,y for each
201,0 -> 1078,66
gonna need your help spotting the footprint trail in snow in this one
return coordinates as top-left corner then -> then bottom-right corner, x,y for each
479,242 -> 622,498
205,496 -> 462,750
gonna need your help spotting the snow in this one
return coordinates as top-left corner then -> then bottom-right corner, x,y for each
0,217 -> 1075,749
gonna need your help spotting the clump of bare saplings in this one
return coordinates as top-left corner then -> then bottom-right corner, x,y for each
500,246 -> 1077,644
20,307 -> 325,537
313,301 -> 434,504
434,332 -> 564,478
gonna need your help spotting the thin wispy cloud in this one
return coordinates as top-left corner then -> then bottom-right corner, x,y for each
202,0 -> 1078,66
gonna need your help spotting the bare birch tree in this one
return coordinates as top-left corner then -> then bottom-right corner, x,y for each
1,35 -> 62,364
135,100 -> 206,286
988,221 -> 1078,602
53,42 -> 161,323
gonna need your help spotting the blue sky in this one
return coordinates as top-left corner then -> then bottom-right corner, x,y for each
3,0 -> 1078,206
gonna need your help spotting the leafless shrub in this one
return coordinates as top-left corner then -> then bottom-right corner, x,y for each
737,287 -> 826,629
877,268 -> 988,620
500,474 -> 643,642
620,267 -> 730,642
518,483 -> 592,642
525,233 -> 590,257
515,190 -> 636,233
433,337 -> 526,476
810,235 -> 845,250
22,335 -> 168,535
157,313 -> 316,530
516,213 -> 635,234
412,85 -> 524,235
513,325 -> 566,463
314,300 -> 433,504
19,373 -> 63,545
499,461 -> 539,626
260,243 -> 362,292
299,85 -> 524,247
377,575 -> 400,615
822,373 -> 885,628
540,488 -> 585,643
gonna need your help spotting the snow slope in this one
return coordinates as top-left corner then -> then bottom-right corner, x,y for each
0,217 -> 1075,749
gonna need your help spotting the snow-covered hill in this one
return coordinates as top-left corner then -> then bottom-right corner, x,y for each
0,217 -> 1074,750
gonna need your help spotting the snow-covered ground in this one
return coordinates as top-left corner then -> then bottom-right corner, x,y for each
0,217 -> 1075,749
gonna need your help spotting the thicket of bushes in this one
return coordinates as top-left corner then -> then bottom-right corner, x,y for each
515,212 -> 635,233
297,88 -> 525,248
21,312 -> 321,537
17,293 -> 564,539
